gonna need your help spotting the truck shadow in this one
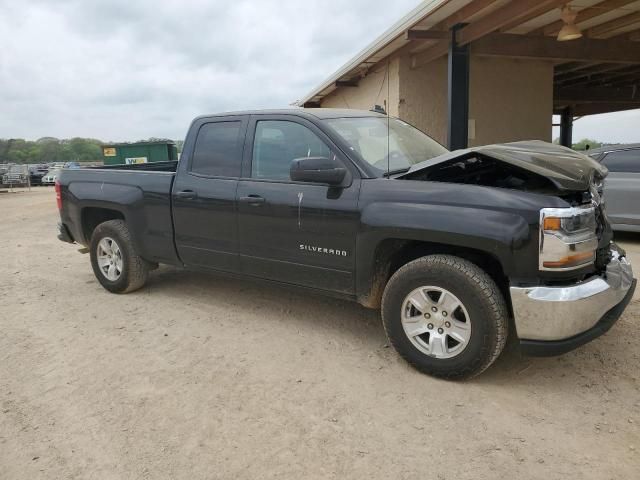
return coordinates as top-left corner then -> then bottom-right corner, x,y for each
142,266 -> 635,390
145,265 -> 387,346
613,231 -> 640,243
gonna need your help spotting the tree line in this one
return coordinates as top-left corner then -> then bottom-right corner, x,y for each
571,138 -> 603,151
0,137 -> 184,165
1,135 -> 612,165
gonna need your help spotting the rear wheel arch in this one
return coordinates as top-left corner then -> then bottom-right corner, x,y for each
81,207 -> 125,245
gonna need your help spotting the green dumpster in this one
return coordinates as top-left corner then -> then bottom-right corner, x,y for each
102,141 -> 178,166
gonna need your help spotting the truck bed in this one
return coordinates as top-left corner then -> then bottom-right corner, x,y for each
89,160 -> 179,172
58,164 -> 179,265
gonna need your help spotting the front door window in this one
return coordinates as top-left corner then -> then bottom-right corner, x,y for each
251,120 -> 332,180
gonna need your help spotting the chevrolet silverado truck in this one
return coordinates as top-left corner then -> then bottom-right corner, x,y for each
56,109 -> 636,379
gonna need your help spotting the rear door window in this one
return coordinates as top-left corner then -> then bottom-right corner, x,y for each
602,149 -> 640,173
191,121 -> 243,177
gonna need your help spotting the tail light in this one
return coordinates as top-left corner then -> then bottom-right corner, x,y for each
55,181 -> 62,210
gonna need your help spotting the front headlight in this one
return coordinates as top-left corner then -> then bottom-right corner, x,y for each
539,207 -> 598,271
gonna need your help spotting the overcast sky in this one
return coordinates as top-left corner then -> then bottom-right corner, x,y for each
2,0 -> 638,143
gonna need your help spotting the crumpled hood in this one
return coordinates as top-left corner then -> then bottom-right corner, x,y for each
398,140 -> 608,192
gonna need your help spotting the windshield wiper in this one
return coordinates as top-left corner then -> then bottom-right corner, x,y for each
383,167 -> 410,177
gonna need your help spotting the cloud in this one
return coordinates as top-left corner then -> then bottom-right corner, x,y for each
572,109 -> 640,144
2,0 -> 638,144
0,0 -> 421,141
551,108 -> 640,144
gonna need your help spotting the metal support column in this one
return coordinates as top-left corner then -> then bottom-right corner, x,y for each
559,107 -> 573,148
447,24 -> 470,151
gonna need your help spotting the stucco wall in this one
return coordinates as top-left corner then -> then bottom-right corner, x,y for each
398,55 -> 448,145
468,56 -> 553,147
321,58 -> 400,116
320,54 -> 553,148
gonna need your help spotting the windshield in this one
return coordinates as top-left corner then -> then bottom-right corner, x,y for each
325,116 -> 448,175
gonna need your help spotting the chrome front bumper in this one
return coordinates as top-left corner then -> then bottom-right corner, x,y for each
510,248 -> 634,342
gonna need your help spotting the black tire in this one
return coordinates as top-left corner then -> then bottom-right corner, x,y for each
89,219 -> 149,294
381,254 -> 508,380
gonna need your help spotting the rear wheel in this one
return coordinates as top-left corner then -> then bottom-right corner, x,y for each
381,254 -> 508,379
90,220 -> 149,293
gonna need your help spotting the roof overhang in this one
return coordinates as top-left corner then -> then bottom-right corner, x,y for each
295,0 -> 640,116
293,0 -> 456,106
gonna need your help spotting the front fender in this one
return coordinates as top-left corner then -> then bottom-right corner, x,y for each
356,202 -> 536,303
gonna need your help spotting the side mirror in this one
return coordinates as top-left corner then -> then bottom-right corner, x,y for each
290,157 -> 347,185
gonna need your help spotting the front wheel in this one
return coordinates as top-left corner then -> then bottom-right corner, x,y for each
90,220 -> 149,294
381,254 -> 508,380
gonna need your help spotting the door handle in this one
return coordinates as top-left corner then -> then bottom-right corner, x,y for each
176,190 -> 198,199
239,195 -> 265,206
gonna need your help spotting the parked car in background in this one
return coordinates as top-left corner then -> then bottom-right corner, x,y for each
589,144 -> 640,232
41,168 -> 62,186
2,164 -> 29,187
0,164 -> 10,176
29,164 -> 50,186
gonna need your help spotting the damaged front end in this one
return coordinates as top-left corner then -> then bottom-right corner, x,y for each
397,140 -> 635,354
395,140 -> 608,197
397,140 -> 614,274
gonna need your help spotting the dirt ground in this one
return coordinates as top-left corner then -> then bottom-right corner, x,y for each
1,187 -> 638,479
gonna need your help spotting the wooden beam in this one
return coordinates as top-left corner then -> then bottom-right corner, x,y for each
414,31 -> 640,69
532,0 -> 637,36
472,33 -> 640,64
411,0 -> 497,69
455,0 -> 566,46
572,75 -> 640,89
557,103 -> 640,116
555,62 -> 598,74
553,64 -> 638,86
613,28 -> 640,40
555,63 -> 629,83
580,67 -> 640,86
434,0 -> 496,30
586,11 -> 640,38
602,74 -> 640,87
335,79 -> 359,87
499,1 -> 568,33
405,29 -> 448,40
555,86 -> 640,103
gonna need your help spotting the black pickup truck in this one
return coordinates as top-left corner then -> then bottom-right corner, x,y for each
57,109 -> 636,379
